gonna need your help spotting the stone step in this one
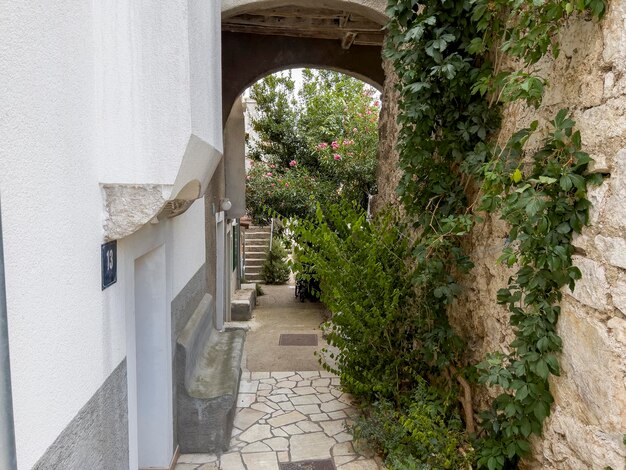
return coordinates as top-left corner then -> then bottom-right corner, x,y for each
246,259 -> 265,267
245,276 -> 264,283
246,251 -> 268,260
246,232 -> 272,240
230,288 -> 256,321
246,239 -> 271,246
246,266 -> 263,275
248,226 -> 271,232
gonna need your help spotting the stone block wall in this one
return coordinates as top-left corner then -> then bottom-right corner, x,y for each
375,2 -> 626,468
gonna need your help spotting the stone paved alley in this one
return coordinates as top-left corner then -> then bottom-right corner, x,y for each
175,285 -> 386,470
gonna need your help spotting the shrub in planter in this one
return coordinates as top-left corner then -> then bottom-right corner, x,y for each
261,237 -> 290,284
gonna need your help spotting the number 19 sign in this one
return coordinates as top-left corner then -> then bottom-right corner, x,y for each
101,240 -> 117,290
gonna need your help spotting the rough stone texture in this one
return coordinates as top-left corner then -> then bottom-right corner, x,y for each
231,288 -> 256,321
101,184 -> 171,241
374,2 -> 626,468
32,360 -> 129,470
172,264 -> 209,447
371,58 -> 402,214
174,370 -> 384,470
176,293 -> 246,453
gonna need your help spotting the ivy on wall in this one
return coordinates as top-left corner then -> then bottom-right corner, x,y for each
384,0 -> 606,468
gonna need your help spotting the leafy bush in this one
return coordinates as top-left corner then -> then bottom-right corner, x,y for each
353,381 -> 475,469
288,202 -> 463,404
261,237 -> 290,284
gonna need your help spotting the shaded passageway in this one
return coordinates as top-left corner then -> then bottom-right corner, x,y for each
175,284 -> 386,469
243,284 -> 329,372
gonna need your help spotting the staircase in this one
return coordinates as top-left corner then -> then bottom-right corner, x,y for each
244,225 -> 271,283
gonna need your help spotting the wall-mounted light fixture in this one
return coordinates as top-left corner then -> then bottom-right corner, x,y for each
220,198 -> 232,212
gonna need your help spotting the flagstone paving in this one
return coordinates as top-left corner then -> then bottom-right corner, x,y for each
175,370 -> 386,470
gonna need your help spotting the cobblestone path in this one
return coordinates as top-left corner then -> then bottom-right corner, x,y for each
175,370 -> 385,470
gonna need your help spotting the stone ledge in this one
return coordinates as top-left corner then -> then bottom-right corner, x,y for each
231,288 -> 257,321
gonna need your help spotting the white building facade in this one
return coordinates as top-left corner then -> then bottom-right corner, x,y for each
0,2 -> 232,469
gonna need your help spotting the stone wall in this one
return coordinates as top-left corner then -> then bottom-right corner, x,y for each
375,2 -> 626,468
372,58 -> 402,213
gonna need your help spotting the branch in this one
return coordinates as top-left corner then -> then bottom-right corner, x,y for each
450,366 -> 476,434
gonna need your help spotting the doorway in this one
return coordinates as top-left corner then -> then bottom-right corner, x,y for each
128,245 -> 173,469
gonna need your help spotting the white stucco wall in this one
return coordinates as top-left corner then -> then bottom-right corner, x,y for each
94,1 -> 193,185
0,1 -> 221,468
172,198 -> 207,296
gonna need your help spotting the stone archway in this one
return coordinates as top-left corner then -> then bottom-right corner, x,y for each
221,0 -> 388,123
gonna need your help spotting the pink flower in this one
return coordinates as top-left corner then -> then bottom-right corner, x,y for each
246,175 -> 251,180
333,154 -> 342,161
270,164 -> 276,168
343,139 -> 354,146
317,142 -> 328,150
352,127 -> 358,133
366,109 -> 372,115
331,141 -> 340,149
271,183 -> 275,187
289,160 -> 297,167
266,172 -> 273,177
374,100 -> 380,107
285,183 -> 289,187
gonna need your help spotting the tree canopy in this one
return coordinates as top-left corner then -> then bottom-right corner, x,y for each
245,69 -> 380,222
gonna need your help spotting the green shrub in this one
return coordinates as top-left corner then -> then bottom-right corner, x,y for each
353,381 -> 475,470
261,237 -> 290,284
288,202 -> 463,404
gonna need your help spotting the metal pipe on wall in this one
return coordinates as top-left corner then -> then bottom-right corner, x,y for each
0,196 -> 17,470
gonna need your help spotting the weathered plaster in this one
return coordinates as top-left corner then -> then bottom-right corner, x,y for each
31,360 -> 129,470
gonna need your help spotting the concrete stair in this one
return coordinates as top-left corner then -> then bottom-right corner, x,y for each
244,226 -> 271,283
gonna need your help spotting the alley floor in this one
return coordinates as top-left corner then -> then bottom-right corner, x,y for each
175,284 -> 385,470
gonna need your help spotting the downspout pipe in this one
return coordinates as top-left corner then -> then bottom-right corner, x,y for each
0,196 -> 17,470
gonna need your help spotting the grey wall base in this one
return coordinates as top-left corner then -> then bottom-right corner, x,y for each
176,294 -> 245,454
177,369 -> 241,454
32,359 -> 129,470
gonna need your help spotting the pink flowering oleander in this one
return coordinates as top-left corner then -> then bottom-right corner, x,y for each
285,183 -> 289,187
331,141 -> 340,149
374,100 -> 380,107
289,160 -> 297,167
333,154 -> 342,161
266,172 -> 272,177
317,142 -> 328,150
352,127 -> 358,133
343,139 -> 354,146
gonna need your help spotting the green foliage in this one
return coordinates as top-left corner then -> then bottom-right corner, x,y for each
475,110 -> 603,468
246,70 -> 379,219
261,237 -> 290,285
384,0 -> 606,468
288,202 -> 463,404
353,380 -> 475,469
255,284 -> 265,297
246,160 -> 336,223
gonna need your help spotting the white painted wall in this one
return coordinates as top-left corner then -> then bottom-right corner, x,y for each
93,0 -> 193,185
0,1 -> 221,468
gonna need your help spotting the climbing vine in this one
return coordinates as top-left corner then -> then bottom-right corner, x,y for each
384,0 -> 606,468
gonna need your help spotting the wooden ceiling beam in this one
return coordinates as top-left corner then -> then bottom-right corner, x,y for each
223,14 -> 382,33
341,32 -> 357,49
220,24 -> 385,46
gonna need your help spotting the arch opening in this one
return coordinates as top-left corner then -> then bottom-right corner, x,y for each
221,1 -> 387,123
